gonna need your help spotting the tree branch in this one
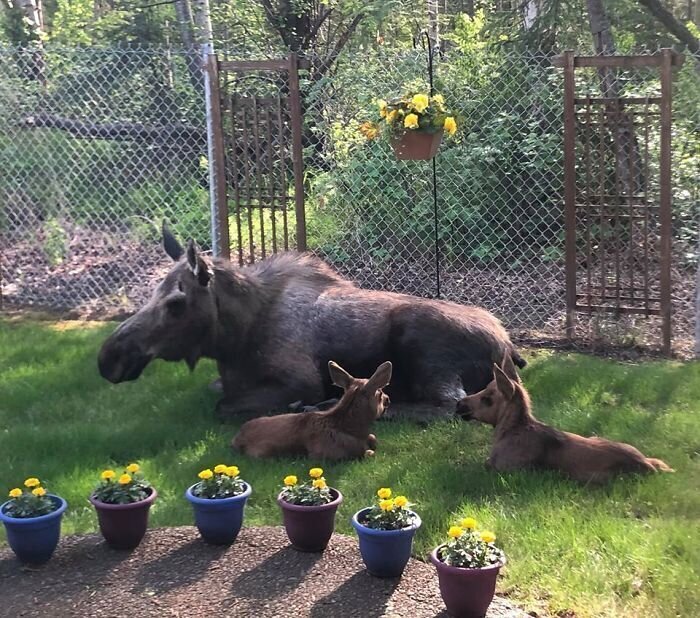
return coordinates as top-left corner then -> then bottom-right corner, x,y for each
636,0 -> 699,54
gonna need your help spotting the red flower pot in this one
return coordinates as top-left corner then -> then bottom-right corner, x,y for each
430,546 -> 503,618
391,130 -> 443,160
277,488 -> 342,552
89,488 -> 157,550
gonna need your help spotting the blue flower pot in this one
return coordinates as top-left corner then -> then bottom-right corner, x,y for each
185,482 -> 252,545
0,494 -> 67,564
351,507 -> 422,578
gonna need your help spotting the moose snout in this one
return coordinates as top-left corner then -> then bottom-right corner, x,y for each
455,398 -> 472,420
98,325 -> 153,383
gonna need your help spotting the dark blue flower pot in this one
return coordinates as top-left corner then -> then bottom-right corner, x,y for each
351,507 -> 422,578
185,482 -> 252,545
0,494 -> 67,564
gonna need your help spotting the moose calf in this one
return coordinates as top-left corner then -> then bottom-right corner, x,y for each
231,361 -> 392,460
456,356 -> 673,484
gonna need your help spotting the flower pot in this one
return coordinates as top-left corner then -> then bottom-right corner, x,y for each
351,507 -> 422,578
89,487 -> 157,550
0,494 -> 67,564
430,546 -> 503,618
277,488 -> 342,552
391,130 -> 443,160
185,482 -> 252,545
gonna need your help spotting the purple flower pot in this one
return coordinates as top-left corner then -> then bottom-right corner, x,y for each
185,482 -> 251,545
89,488 -> 157,550
351,507 -> 421,578
277,488 -> 342,552
430,546 -> 503,618
0,495 -> 67,564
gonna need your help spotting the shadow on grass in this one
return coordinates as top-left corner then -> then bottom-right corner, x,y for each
131,538 -> 228,594
309,570 -> 399,618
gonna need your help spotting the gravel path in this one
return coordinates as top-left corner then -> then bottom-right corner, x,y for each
0,526 -> 526,618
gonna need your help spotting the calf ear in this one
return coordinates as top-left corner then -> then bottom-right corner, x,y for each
329,361 -> 354,389
163,222 -> 184,261
501,353 -> 521,383
493,364 -> 515,399
366,360 -> 392,391
186,239 -> 211,286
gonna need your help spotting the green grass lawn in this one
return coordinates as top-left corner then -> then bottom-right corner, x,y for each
0,316 -> 698,617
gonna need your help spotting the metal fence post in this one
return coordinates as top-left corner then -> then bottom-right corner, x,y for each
562,50 -> 577,341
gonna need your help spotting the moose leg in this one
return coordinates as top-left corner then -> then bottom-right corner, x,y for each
367,433 -> 377,450
309,432 -> 372,461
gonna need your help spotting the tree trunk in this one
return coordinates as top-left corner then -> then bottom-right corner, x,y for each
11,0 -> 46,86
174,0 -> 203,91
427,0 -> 439,50
636,0 -> 699,54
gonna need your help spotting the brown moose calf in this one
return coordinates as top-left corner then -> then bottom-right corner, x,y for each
456,356 -> 673,484
231,361 -> 392,460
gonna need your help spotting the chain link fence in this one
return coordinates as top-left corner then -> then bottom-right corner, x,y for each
1,45 -> 697,355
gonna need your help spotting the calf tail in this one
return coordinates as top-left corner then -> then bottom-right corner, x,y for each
646,457 -> 674,473
512,349 -> 527,369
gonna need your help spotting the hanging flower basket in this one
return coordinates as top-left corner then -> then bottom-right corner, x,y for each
391,129 -> 444,160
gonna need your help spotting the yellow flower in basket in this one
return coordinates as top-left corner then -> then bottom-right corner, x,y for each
444,116 -> 457,136
404,113 -> 419,129
411,93 -> 430,113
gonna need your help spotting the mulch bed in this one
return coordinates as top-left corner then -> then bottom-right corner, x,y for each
0,526 -> 526,618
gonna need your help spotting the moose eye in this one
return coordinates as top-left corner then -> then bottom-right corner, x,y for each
481,396 -> 493,407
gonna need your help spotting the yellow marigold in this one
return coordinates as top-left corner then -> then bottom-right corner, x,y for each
448,526 -> 464,539
198,469 -> 213,480
377,487 -> 392,499
377,99 -> 388,117
24,477 -> 40,488
480,530 -> 496,544
404,113 -> 419,129
225,466 -> 239,477
126,463 -> 140,474
32,487 -> 46,497
101,470 -> 116,481
284,475 -> 298,487
379,499 -> 394,512
461,517 -> 478,530
309,468 -> 323,479
393,495 -> 408,508
359,122 -> 378,140
444,116 -> 457,136
410,93 -> 430,113
214,464 -> 227,474
312,478 -> 327,489
118,474 -> 132,485
8,488 -> 22,498
386,109 -> 399,124
431,94 -> 445,106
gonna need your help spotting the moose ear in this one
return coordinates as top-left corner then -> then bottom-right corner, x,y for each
162,221 -> 184,261
493,364 -> 515,399
186,239 -> 211,286
328,361 -> 354,389
366,360 -> 392,391
501,353 -> 521,383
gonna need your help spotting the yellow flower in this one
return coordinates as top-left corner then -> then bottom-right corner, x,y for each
8,488 -> 22,498
312,478 -> 327,489
214,464 -> 228,474
309,467 -> 323,479
444,116 -> 457,136
118,474 -> 132,485
377,99 -> 388,117
448,526 -> 464,539
359,121 -> 378,140
480,530 -> 496,544
101,470 -> 116,481
284,475 -> 298,487
126,463 -> 140,474
377,487 -> 392,499
394,495 -> 408,508
379,499 -> 394,511
198,469 -> 213,480
404,113 -> 419,129
461,517 -> 478,530
24,477 -> 40,488
431,94 -> 445,105
225,466 -> 239,477
32,487 -> 46,497
386,109 -> 398,124
410,93 -> 430,113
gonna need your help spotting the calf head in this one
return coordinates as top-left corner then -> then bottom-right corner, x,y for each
456,354 -> 523,426
98,225 -> 217,383
328,360 -> 392,424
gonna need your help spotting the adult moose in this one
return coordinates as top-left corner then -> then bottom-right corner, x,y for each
98,227 -> 526,419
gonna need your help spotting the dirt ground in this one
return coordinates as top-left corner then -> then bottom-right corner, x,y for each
0,525 -> 527,618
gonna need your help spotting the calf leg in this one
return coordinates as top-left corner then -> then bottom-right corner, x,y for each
308,431 -> 372,461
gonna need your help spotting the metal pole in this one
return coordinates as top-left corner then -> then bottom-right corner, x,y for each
202,42 -> 221,257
